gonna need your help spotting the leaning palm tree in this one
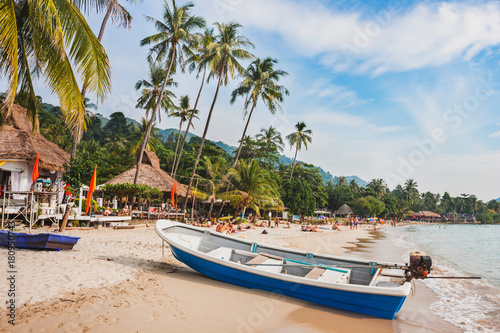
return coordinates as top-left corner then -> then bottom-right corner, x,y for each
230,57 -> 288,169
201,156 -> 227,219
0,0 -> 111,136
286,121 -> 312,181
220,159 -> 280,218
183,22 -> 254,210
135,0 -> 205,184
172,28 -> 214,179
70,0 -> 142,158
170,95 -> 199,175
256,126 -> 284,152
135,58 -> 177,121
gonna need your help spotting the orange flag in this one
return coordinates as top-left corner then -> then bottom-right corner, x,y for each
32,153 -> 40,183
171,181 -> 177,209
85,165 -> 97,215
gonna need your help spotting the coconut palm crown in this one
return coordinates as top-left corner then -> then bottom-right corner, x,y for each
286,121 -> 312,181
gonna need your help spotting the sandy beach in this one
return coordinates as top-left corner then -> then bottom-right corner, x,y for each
0,223 -> 459,332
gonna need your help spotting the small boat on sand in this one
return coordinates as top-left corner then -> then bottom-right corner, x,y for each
155,220 -> 427,319
0,230 -> 80,250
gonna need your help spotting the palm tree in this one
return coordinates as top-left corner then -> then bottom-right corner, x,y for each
104,132 -> 127,156
230,57 -> 289,169
336,176 -> 347,186
349,179 -> 360,194
172,28 -> 214,179
70,97 -> 97,156
286,121 -> 312,181
403,179 -> 419,207
221,159 -> 280,218
0,0 -> 111,135
135,0 -> 205,184
183,22 -> 254,210
70,0 -> 142,158
256,126 -> 284,152
368,178 -> 387,199
170,95 -> 199,175
128,118 -> 162,155
135,58 -> 177,121
201,156 -> 226,219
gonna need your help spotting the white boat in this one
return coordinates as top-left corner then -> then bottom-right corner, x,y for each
155,220 -> 425,319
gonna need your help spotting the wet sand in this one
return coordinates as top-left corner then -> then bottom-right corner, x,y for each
0,224 -> 459,332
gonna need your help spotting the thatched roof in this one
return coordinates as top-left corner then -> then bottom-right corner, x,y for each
415,211 -> 441,218
105,150 -> 188,197
0,103 -> 69,171
334,204 -> 354,215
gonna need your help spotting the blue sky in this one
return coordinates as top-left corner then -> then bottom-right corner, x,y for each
9,0 -> 500,201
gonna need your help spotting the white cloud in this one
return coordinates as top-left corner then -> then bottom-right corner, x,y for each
489,123 -> 500,137
226,1 -> 500,75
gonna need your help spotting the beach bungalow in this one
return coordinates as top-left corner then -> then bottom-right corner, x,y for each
0,104 -> 69,195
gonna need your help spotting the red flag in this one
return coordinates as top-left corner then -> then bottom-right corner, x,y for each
64,184 -> 71,196
32,153 -> 40,183
171,181 -> 177,209
85,165 -> 97,215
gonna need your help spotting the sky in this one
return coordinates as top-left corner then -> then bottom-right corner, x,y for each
7,0 -> 500,201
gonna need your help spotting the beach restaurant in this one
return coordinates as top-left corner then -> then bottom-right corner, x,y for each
0,103 -> 69,195
104,150 -> 189,219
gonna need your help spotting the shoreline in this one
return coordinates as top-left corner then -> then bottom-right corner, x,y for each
0,223 -> 456,332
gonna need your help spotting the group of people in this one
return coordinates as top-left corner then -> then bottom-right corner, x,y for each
102,205 -> 129,216
215,221 -> 236,235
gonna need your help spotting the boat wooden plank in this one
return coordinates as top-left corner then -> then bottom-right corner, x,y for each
305,267 -> 326,279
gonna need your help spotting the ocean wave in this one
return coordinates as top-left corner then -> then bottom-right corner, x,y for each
388,226 -> 500,333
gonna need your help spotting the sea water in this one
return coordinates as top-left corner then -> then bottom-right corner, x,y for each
386,224 -> 500,333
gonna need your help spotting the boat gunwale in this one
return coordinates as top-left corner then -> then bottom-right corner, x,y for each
155,220 -> 412,297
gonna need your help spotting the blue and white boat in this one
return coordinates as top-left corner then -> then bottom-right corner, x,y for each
0,230 -> 80,250
155,220 -> 413,319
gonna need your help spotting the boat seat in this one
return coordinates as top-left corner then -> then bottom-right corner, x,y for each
246,253 -> 283,274
305,267 -> 350,284
305,267 -> 326,279
380,269 -> 405,278
207,247 -> 233,260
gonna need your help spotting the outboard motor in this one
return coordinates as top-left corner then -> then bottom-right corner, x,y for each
408,252 -> 432,279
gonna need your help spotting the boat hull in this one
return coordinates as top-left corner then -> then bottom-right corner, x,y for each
169,244 -> 406,319
0,231 -> 80,250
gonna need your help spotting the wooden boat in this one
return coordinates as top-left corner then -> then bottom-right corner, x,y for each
155,220 -> 414,319
0,230 -> 80,250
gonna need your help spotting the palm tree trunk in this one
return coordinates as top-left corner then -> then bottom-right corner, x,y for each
71,136 -> 78,158
224,101 -> 256,192
172,65 -> 207,179
171,119 -> 183,176
233,101 -> 256,168
70,6 -> 112,159
183,68 -> 224,211
289,146 -> 299,181
98,5 -> 113,41
134,44 -> 176,184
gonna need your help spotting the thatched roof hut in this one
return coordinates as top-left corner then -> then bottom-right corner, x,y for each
105,150 -> 188,197
415,211 -> 441,218
334,204 -> 354,216
0,103 -> 69,171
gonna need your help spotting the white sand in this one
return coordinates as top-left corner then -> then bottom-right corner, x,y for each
0,223 -> 459,332
0,223 -> 364,306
